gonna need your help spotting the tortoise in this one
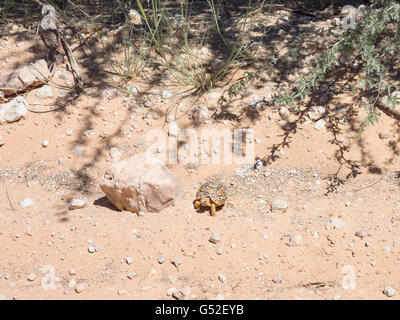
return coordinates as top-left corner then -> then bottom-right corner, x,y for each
193,181 -> 227,216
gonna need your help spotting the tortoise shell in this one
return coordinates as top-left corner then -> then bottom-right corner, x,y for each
195,181 -> 227,207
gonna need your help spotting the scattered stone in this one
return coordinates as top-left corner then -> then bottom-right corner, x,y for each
279,107 -> 290,120
42,140 -> 49,147
66,130 -> 73,136
118,289 -> 127,296
355,230 -> 366,239
127,272 -> 137,279
171,257 -> 182,267
88,246 -> 95,253
209,232 -> 221,244
166,287 -> 176,296
27,273 -> 36,282
68,199 -> 87,210
218,274 -> 227,283
271,199 -> 288,212
34,85 -> 53,99
287,233 -> 302,247
100,152 -> 183,213
125,257 -> 134,265
69,269 -> 76,276
19,198 -> 34,208
325,217 -> 345,230
215,294 -> 225,300
75,283 -> 85,293
157,255 -> 165,264
272,275 -> 283,284
172,287 -> 190,300
383,286 -> 396,297
314,119 -> 326,131
0,96 -> 28,124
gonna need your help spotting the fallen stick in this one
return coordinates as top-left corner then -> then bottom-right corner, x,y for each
352,175 -> 384,192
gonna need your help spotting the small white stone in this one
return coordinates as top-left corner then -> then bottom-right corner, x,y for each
88,246 -> 95,253
42,140 -> 49,147
35,85 -> 53,99
117,289 -> 127,296
218,274 -> 227,283
171,257 -> 182,267
125,257 -> 134,265
272,275 -> 283,283
66,130 -> 73,136
279,107 -> 290,120
75,283 -> 85,293
27,273 -> 36,282
167,287 -> 176,296
209,232 -> 221,244
325,217 -> 345,230
383,286 -> 396,297
314,119 -> 326,131
19,198 -> 34,208
355,230 -> 366,239
68,199 -> 87,210
271,199 -> 288,212
157,255 -> 165,264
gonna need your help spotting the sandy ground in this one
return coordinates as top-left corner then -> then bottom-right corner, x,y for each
1,5 -> 400,300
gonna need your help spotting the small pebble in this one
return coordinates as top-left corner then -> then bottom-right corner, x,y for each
171,257 -> 182,267
27,273 -> 36,282
209,232 -> 221,244
75,283 -> 85,293
218,274 -> 227,283
68,199 -> 87,210
383,286 -> 396,297
157,255 -> 165,264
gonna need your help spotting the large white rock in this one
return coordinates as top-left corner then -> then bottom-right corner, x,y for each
100,152 -> 183,213
0,96 -> 28,124
0,59 -> 50,95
